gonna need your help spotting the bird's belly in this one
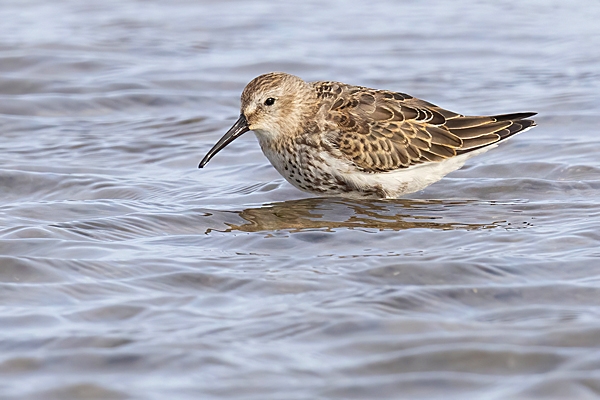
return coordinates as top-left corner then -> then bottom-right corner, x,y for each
326,147 -> 493,198
260,141 -> 487,199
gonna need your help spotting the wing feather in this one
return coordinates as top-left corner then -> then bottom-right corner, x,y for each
315,82 -> 536,172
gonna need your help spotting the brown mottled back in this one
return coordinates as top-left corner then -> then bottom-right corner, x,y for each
312,81 -> 536,173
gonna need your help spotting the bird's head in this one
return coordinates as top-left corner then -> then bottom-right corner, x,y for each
199,72 -> 315,168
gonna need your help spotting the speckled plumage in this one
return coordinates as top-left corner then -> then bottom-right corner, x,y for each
199,72 -> 536,199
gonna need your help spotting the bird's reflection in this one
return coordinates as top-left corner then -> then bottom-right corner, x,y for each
224,197 -> 503,233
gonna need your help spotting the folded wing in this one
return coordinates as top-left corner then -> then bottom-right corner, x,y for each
317,83 -> 536,173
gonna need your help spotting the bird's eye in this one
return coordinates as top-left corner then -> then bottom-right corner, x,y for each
264,98 -> 276,106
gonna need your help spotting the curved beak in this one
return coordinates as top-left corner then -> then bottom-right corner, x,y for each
198,114 -> 250,168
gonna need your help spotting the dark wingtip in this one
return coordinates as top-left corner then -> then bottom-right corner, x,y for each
494,112 -> 537,121
454,111 -> 537,156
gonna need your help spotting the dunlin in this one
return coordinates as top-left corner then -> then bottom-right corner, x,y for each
199,72 -> 536,199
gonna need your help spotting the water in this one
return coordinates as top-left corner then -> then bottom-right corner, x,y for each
1,0 -> 600,398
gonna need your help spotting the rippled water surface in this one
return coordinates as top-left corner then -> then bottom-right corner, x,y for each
2,1 -> 600,399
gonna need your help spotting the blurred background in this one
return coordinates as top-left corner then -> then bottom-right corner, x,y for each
1,1 -> 600,399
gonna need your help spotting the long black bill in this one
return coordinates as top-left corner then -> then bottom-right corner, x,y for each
198,114 -> 250,168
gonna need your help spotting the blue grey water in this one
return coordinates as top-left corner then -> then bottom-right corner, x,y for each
1,0 -> 600,398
